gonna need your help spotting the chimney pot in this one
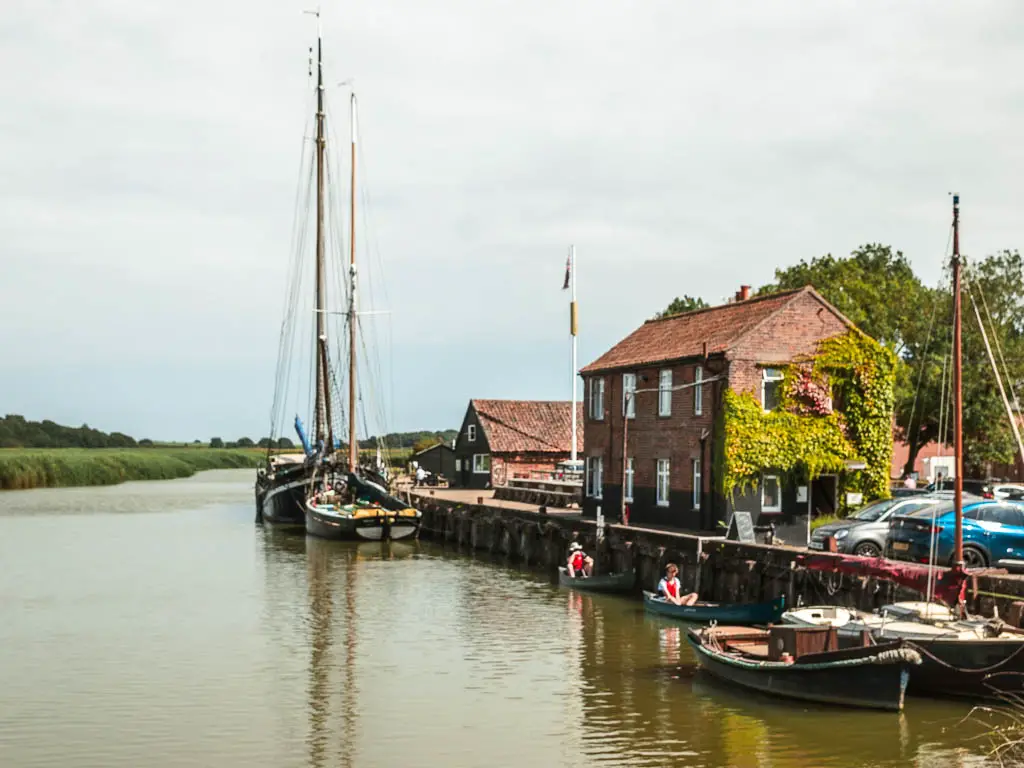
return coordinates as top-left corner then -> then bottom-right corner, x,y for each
739,285 -> 751,301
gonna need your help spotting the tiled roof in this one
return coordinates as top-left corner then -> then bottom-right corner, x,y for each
581,287 -> 827,373
471,399 -> 584,454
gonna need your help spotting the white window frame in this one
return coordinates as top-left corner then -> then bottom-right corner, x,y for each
622,373 -> 636,419
455,458 -> 461,472
762,368 -> 785,412
761,474 -> 782,512
624,457 -> 634,503
658,369 -> 672,417
472,454 -> 490,474
656,459 -> 670,507
586,456 -> 603,498
467,424 -> 476,442
589,377 -> 605,421
694,366 -> 703,416
692,457 -> 701,510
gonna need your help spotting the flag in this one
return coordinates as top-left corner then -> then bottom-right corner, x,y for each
562,253 -> 571,290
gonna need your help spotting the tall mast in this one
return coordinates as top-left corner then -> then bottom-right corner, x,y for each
570,245 -> 578,464
348,93 -> 358,472
952,194 -> 964,569
312,16 -> 328,448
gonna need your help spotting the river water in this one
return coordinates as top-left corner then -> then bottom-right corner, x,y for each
0,469 -> 1006,767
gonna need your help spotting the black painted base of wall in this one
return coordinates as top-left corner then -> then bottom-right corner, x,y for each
581,483 -> 722,533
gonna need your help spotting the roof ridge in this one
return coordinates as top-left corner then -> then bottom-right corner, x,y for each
646,287 -> 806,325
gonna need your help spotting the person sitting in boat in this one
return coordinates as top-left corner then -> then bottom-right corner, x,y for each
567,542 -> 593,578
658,563 -> 698,606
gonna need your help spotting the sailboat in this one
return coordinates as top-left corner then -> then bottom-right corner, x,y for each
257,22 -> 420,540
793,195 -> 1024,700
295,27 -> 420,541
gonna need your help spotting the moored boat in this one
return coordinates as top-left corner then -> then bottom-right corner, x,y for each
687,624 -> 920,711
558,567 -> 635,592
305,473 -> 421,541
256,453 -> 311,526
783,601 -> 1024,699
643,591 -> 785,624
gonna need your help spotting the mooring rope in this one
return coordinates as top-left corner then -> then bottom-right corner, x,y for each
908,639 -> 1024,675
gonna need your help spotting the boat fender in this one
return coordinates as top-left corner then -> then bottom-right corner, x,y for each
872,648 -> 922,666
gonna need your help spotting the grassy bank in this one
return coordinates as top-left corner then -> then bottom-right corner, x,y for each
0,448 -> 264,491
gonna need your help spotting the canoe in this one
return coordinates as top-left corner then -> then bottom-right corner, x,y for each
558,567 -> 635,592
687,625 -> 920,711
643,591 -> 785,624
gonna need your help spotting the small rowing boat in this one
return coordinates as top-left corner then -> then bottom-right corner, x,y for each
687,624 -> 920,711
557,567 -> 635,593
643,591 -> 785,624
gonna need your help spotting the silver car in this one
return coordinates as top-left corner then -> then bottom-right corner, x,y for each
809,496 -> 946,557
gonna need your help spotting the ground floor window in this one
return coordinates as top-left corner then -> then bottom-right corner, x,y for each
624,458 -> 634,502
586,456 -> 603,498
473,454 -> 491,474
656,459 -> 670,507
761,474 -> 781,512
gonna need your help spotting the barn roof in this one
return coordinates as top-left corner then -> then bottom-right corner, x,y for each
471,399 -> 584,454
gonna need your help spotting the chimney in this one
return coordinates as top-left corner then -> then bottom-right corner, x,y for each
739,285 -> 751,301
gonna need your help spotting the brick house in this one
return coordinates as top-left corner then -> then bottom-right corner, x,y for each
579,285 -> 876,542
453,399 -> 584,489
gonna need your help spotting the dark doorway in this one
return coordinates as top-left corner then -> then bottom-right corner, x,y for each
810,475 -> 837,518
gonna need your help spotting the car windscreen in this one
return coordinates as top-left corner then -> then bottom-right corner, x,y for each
850,499 -> 898,521
902,501 -> 957,518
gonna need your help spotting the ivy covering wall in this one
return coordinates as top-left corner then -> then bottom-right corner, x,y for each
717,331 -> 896,509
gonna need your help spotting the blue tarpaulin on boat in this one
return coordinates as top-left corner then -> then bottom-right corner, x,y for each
294,416 -> 313,456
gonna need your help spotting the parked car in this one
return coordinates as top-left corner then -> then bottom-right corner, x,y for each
890,487 -> 929,498
991,483 -> 1024,500
810,496 -> 945,557
886,499 -> 1024,569
924,478 -> 994,498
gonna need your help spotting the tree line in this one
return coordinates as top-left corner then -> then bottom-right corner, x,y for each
659,244 -> 1024,477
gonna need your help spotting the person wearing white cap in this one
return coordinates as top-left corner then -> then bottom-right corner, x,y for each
566,542 -> 593,578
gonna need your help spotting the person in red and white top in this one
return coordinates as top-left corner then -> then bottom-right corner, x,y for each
566,542 -> 593,578
657,563 -> 698,606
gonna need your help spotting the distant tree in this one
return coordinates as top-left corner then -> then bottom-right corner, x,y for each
277,437 -> 294,449
235,437 -> 254,448
138,438 -> 154,447
412,437 -> 438,454
656,295 -> 709,319
257,437 -> 272,448
210,437 -> 224,449
193,439 -> 201,444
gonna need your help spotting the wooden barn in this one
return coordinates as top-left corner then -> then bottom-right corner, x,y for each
452,399 -> 584,489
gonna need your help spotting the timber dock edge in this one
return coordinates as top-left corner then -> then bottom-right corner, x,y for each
410,491 -> 1024,622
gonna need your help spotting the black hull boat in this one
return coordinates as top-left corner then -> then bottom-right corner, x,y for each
304,470 -> 422,541
558,567 -> 635,592
255,454 -> 311,526
687,625 -> 919,711
783,602 -> 1024,700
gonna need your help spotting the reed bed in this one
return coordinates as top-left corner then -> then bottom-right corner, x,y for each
0,448 -> 263,490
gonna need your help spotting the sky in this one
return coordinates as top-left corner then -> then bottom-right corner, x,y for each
3,0 -> 1024,442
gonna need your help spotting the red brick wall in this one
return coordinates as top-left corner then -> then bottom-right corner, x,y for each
491,453 -> 567,486
727,291 -> 849,397
583,363 -> 719,496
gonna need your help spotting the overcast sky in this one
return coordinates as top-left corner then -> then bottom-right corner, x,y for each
3,0 -> 1024,441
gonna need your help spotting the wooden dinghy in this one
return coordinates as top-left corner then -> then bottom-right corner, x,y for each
687,624 -> 920,711
558,567 -> 635,593
643,591 -> 785,624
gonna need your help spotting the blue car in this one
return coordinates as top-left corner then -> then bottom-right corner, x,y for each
886,500 -> 1024,569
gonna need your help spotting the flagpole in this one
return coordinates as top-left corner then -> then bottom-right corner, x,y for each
570,245 -> 578,464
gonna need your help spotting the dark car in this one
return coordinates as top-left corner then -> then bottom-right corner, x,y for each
886,499 -> 1024,569
924,478 -> 994,498
810,496 -> 945,557
890,487 -> 929,498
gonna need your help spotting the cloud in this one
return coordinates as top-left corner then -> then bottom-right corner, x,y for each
3,0 -> 1024,439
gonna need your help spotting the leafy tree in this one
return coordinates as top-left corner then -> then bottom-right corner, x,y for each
276,437 -> 294,449
235,437 -> 255,448
138,438 -> 154,447
656,295 -> 709,319
257,437 -> 272,448
210,437 -> 224,449
412,437 -> 438,454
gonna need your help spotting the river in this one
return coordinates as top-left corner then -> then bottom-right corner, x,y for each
0,469 -> 1005,767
